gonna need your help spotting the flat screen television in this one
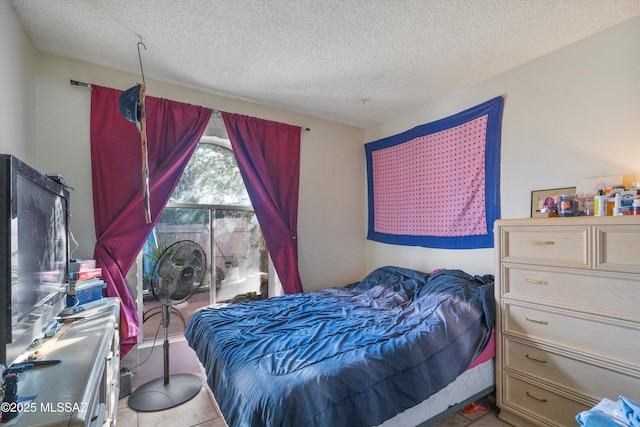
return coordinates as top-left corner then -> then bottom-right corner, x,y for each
0,154 -> 69,367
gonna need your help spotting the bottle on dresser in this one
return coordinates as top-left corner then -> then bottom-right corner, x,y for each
594,190 -> 606,216
631,190 -> 640,215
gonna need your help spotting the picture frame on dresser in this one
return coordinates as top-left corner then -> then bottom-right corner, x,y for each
531,187 -> 575,217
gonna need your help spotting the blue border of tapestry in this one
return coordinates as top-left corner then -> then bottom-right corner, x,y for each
365,96 -> 504,249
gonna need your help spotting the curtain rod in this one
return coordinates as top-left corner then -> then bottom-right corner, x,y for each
70,79 -> 91,88
70,79 -> 310,131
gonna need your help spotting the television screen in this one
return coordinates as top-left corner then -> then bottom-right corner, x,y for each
13,174 -> 68,337
0,155 -> 68,366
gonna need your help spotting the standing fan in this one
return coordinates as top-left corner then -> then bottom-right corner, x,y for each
128,240 -> 206,412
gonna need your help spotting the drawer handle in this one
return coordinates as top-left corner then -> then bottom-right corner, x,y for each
525,279 -> 548,285
526,391 -> 548,403
525,354 -> 547,363
525,317 -> 548,325
532,240 -> 555,245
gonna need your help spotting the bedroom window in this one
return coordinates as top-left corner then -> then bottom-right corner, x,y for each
141,115 -> 277,340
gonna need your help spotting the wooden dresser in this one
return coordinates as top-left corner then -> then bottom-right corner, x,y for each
494,217 -> 640,426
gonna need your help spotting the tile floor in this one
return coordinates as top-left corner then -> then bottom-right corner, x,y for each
118,382 -> 225,427
430,395 -> 511,427
118,380 -> 509,427
117,337 -> 510,427
117,338 -> 222,427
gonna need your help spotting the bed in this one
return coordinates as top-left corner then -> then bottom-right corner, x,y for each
185,266 -> 495,427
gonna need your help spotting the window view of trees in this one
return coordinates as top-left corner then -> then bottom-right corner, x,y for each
170,143 -> 250,206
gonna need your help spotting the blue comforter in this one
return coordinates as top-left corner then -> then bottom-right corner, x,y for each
185,267 -> 494,427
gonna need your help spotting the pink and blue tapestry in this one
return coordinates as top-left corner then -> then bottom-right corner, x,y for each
365,96 -> 504,249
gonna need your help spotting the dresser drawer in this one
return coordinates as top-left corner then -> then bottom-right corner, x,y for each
502,302 -> 640,369
501,265 -> 640,321
502,373 -> 590,426
596,225 -> 640,273
504,337 -> 640,401
500,226 -> 590,268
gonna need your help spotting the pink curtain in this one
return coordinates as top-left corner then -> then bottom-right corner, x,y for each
91,85 -> 211,356
222,113 -> 303,294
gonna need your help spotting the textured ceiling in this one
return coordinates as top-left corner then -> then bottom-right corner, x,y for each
10,0 -> 640,128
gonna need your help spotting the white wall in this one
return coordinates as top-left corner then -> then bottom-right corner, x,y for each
0,1 -> 38,162
364,16 -> 640,276
297,119 -> 367,290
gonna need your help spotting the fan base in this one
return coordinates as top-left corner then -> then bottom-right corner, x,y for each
128,373 -> 202,412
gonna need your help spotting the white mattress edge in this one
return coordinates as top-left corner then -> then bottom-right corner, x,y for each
375,358 -> 495,427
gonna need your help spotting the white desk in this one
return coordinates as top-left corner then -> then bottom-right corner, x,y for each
4,297 -> 120,426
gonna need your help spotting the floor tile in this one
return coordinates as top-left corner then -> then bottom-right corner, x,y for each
191,418 -> 228,427
119,384 -> 219,427
468,409 -> 511,426
115,404 -> 138,426
431,412 -> 473,427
